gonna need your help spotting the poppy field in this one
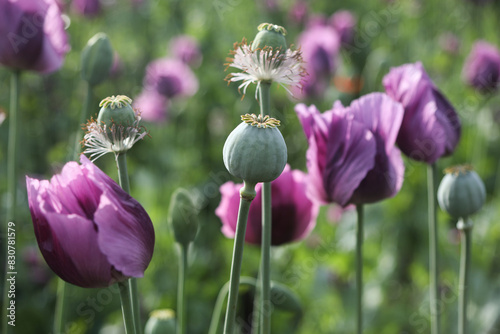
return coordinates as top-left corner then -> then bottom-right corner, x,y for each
1,0 -> 500,333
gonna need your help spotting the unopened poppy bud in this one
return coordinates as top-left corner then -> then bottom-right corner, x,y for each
81,33 -> 114,86
251,23 -> 288,53
223,114 -> 287,184
437,165 -> 486,220
97,95 -> 136,129
168,188 -> 200,246
270,281 -> 303,314
144,309 -> 176,334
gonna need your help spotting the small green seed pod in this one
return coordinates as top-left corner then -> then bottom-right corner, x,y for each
97,95 -> 136,129
144,309 -> 176,334
223,114 -> 287,184
168,188 -> 200,246
437,165 -> 486,219
251,23 -> 287,53
81,33 -> 114,86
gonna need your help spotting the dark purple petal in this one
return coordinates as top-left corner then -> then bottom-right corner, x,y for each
463,40 -> 500,92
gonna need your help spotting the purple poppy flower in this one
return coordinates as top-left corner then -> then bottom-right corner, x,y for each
26,155 -> 155,288
462,40 -> 500,93
383,62 -> 461,164
295,92 -> 405,206
169,35 -> 202,68
216,165 -> 319,246
144,58 -> 198,99
72,0 -> 101,17
0,0 -> 70,73
288,0 -> 308,25
330,10 -> 357,46
133,89 -> 170,123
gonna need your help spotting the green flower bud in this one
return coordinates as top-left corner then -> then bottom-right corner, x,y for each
81,33 -> 114,86
97,95 -> 136,129
223,114 -> 287,184
144,309 -> 176,334
270,281 -> 302,314
251,23 -> 287,53
168,188 -> 200,246
437,165 -> 486,219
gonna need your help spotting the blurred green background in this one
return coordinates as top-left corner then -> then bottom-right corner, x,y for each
1,0 -> 500,333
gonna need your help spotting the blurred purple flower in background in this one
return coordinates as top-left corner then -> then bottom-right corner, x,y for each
330,10 -> 357,46
169,35 -> 202,68
26,155 -> 155,288
462,40 -> 500,93
288,0 -> 308,25
72,0 -> 101,17
216,165 -> 319,246
0,0 -> 70,73
438,32 -> 461,55
383,62 -> 461,164
134,89 -> 170,123
295,93 -> 405,206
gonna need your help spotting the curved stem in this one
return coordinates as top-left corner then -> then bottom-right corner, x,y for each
356,204 -> 364,334
209,277 -> 256,334
458,219 -> 472,334
428,163 -> 440,334
223,183 -> 255,334
118,280 -> 136,334
177,244 -> 189,334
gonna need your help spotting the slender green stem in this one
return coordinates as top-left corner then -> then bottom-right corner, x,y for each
53,279 -> 68,334
209,277 -> 256,334
116,153 -> 141,334
223,182 -> 255,334
428,163 -> 440,334
458,218 -> 472,334
251,267 -> 262,334
118,280 -> 137,334
2,69 -> 20,334
177,244 -> 189,334
258,80 -> 272,334
356,204 -> 364,334
260,182 -> 272,334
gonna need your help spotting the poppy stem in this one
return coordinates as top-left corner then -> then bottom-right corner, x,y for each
177,244 -> 188,334
258,81 -> 272,334
2,69 -> 20,334
428,163 -> 440,334
53,279 -> 68,334
223,181 -> 256,334
458,218 -> 472,334
116,152 -> 142,334
119,280 -> 137,334
356,204 -> 364,334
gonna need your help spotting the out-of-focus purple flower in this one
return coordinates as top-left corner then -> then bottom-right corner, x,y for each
72,0 -> 101,17
169,36 -> 202,68
133,89 -> 170,123
462,40 -> 500,93
0,0 -> 70,73
439,32 -> 461,55
295,25 -> 340,98
330,10 -> 357,46
295,93 -> 405,206
109,52 -> 124,78
383,62 -> 461,164
26,155 -> 155,288
22,246 -> 51,285
144,58 -> 198,98
288,0 -> 308,25
216,165 -> 319,246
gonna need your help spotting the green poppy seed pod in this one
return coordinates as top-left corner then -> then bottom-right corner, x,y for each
97,95 -> 136,130
144,309 -> 176,334
223,114 -> 287,184
437,165 -> 486,219
81,33 -> 114,86
270,281 -> 303,315
168,188 -> 200,246
251,23 -> 287,53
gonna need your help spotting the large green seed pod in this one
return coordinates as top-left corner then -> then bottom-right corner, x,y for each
223,114 -> 287,184
97,95 -> 136,129
81,33 -> 114,86
251,23 -> 287,53
144,309 -> 176,334
437,165 -> 486,219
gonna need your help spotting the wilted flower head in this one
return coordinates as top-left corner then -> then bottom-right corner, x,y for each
26,155 -> 155,288
462,40 -> 500,93
216,165 -> 319,246
226,23 -> 305,98
0,0 -> 70,73
383,62 -> 461,164
83,95 -> 148,161
169,35 -> 202,68
295,93 -> 405,206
